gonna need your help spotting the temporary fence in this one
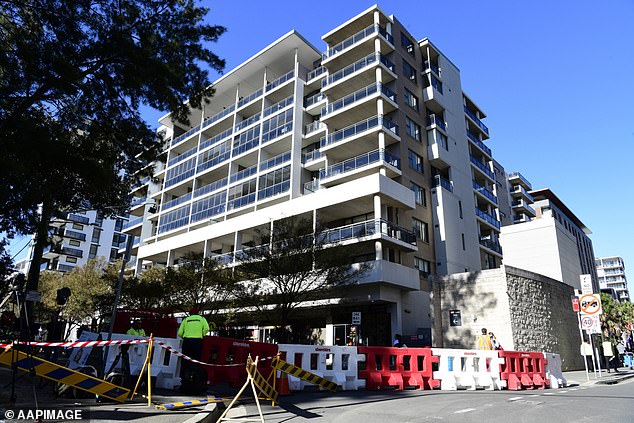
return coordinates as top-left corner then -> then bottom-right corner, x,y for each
498,350 -> 549,390
431,348 -> 505,390
542,352 -> 566,388
357,346 -> 439,390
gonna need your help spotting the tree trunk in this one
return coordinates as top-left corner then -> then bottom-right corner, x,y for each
24,199 -> 53,339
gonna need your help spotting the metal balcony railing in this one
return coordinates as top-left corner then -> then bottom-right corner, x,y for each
322,24 -> 393,60
322,83 -> 396,116
432,175 -> 453,192
473,180 -> 498,204
464,106 -> 489,135
162,193 -> 192,212
479,238 -> 503,254
304,121 -> 326,134
266,70 -> 294,92
323,52 -> 395,87
263,96 -> 293,118
301,149 -> 323,164
320,149 -> 399,179
467,131 -> 492,157
307,66 -> 327,81
304,92 -> 326,108
475,208 -> 501,229
321,115 -> 398,148
470,156 -> 495,180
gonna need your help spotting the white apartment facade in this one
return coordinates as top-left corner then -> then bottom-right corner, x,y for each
127,6 -> 500,345
596,256 -> 630,302
500,188 -> 599,292
16,211 -> 129,274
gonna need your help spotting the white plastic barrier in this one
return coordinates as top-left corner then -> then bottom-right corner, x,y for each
277,344 -> 365,391
431,348 -> 506,390
543,352 -> 566,388
67,332 -> 182,390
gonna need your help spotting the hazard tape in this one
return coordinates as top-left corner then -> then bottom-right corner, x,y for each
155,341 -> 275,367
156,397 -> 228,410
0,339 -> 150,349
273,358 -> 338,392
0,349 -> 130,402
247,356 -> 278,403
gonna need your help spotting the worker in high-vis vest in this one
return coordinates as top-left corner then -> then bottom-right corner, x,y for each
178,308 -> 209,377
477,327 -> 493,350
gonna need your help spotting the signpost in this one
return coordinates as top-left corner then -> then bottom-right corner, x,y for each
579,294 -> 602,316
351,312 -> 361,325
580,274 -> 593,295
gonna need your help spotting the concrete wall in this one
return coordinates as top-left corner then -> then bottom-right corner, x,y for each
433,265 -> 583,371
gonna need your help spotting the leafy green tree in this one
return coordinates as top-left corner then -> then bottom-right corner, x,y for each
0,0 -> 226,310
235,217 -> 369,343
599,293 -> 634,336
121,266 -> 172,310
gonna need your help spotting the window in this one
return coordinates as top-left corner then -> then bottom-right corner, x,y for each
72,223 -> 83,230
404,89 -> 419,111
405,117 -> 421,142
65,256 -> 77,263
110,248 -> 119,261
94,213 -> 104,227
69,239 -> 81,247
413,218 -> 429,243
402,59 -> 417,83
461,233 -> 466,250
400,32 -> 415,56
91,227 -> 101,243
114,219 -> 124,232
89,244 -> 98,260
414,257 -> 431,277
410,182 -> 427,206
408,150 -> 424,174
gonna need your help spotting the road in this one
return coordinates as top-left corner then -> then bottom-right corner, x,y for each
220,378 -> 634,423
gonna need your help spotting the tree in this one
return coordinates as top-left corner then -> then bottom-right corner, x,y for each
164,253 -> 236,319
600,293 -> 634,336
0,0 -> 226,312
120,266 -> 172,310
235,217 -> 369,343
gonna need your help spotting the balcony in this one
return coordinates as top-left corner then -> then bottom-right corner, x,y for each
320,149 -> 400,184
200,128 -> 233,152
464,106 -> 489,136
424,60 -> 440,77
470,156 -> 495,180
426,114 -> 446,132
467,131 -> 492,158
304,92 -> 327,115
321,115 -> 399,155
265,70 -> 294,92
304,121 -> 326,136
322,24 -> 393,63
432,175 -> 453,192
229,165 -> 258,184
301,149 -> 324,164
193,177 -> 228,199
162,192 -> 192,212
322,53 -> 395,95
171,125 -> 200,147
307,66 -> 327,81
57,264 -> 76,273
479,238 -> 503,255
237,88 -> 263,109
61,247 -> 83,258
320,218 -> 416,248
513,213 -> 532,224
63,229 -> 87,242
473,180 -> 498,205
512,199 -> 536,216
202,104 -> 235,130
123,216 -> 143,230
263,96 -> 293,118
303,179 -> 320,195
167,144 -> 198,168
428,131 -> 450,168
234,113 -> 261,132
260,151 -> 291,172
322,82 -> 397,122
68,214 -> 90,225
511,185 -> 534,203
475,208 -> 501,230
508,172 -> 532,190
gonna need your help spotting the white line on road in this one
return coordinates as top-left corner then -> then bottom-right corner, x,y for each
543,392 -> 554,395
559,390 -> 568,393
508,397 -> 523,401
454,408 -> 476,414
569,388 -> 578,391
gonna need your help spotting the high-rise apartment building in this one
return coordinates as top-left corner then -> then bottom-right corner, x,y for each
16,211 -> 129,274
126,6 -> 500,345
500,188 -> 599,292
595,256 -> 630,302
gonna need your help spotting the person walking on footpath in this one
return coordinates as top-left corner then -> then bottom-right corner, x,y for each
489,332 -> 502,350
477,328 -> 493,350
178,307 -> 210,377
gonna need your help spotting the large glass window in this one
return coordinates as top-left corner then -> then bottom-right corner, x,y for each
406,117 -> 421,142
89,244 -> 98,259
158,204 -> 190,233
413,218 -> 429,243
197,139 -> 231,173
165,156 -> 196,188
258,165 -> 291,200
408,150 -> 423,174
227,179 -> 257,210
400,32 -> 415,56
404,89 -> 419,111
232,126 -> 260,156
191,191 -> 226,222
414,257 -> 431,277
410,182 -> 427,206
262,109 -> 293,142
402,59 -> 417,83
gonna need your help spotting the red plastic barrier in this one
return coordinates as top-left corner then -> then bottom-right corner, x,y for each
357,346 -> 440,390
201,336 -> 278,388
113,309 -> 178,338
498,351 -> 549,390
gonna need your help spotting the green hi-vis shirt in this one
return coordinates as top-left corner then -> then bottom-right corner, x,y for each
126,328 -> 146,336
178,314 -> 210,339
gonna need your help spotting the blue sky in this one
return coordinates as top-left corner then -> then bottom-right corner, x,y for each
9,1 -> 634,294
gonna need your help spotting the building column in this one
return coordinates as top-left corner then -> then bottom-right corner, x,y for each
374,195 -> 382,261
203,239 -> 210,259
166,250 -> 175,267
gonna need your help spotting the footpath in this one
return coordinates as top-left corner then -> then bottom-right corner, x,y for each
1,364 -> 633,423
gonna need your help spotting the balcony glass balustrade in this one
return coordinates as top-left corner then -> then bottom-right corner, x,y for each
202,104 -> 235,129
68,214 -> 90,225
475,208 -> 501,229
432,175 -> 453,192
512,185 -> 534,202
193,177 -> 228,199
63,229 -> 86,241
473,180 -> 498,204
263,96 -> 293,118
320,149 -> 399,179
162,192 -> 193,211
319,218 -> 415,245
123,216 -> 143,229
132,176 -> 150,190
464,106 -> 489,135
171,125 -> 201,147
479,238 -> 503,254
467,132 -> 492,157
307,66 -> 327,80
167,144 -> 198,167
322,24 -> 393,60
321,115 -> 398,148
426,114 -> 446,132
304,121 -> 325,134
508,172 -> 533,190
200,128 -> 233,152
322,83 -> 396,117
237,88 -> 263,109
323,52 -> 395,87
470,155 -> 495,179
229,165 -> 258,184
303,179 -> 320,194
234,113 -> 261,132
266,70 -> 294,92
301,149 -> 323,164
304,92 -> 326,108
257,180 -> 291,200
260,151 -> 291,171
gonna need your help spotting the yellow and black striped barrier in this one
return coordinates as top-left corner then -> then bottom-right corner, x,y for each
272,357 -> 338,392
0,348 -> 130,402
156,397 -> 228,410
248,357 -> 279,404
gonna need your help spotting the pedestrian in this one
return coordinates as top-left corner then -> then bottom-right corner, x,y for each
126,319 -> 146,337
489,332 -> 502,350
602,338 -> 618,373
477,328 -> 493,350
178,307 -> 209,377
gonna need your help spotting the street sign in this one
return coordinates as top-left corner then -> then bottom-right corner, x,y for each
25,290 -> 41,303
351,312 -> 361,325
449,310 -> 462,326
571,297 -> 580,312
579,294 -> 602,315
580,315 -> 600,333
580,274 -> 593,295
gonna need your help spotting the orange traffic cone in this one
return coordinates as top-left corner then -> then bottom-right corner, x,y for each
277,371 -> 291,395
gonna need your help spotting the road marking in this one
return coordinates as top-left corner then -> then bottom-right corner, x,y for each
569,388 -> 578,391
543,392 -> 554,395
508,397 -> 523,401
559,390 -> 568,393
454,408 -> 476,414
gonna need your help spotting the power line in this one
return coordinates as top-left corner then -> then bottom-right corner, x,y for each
11,238 -> 32,261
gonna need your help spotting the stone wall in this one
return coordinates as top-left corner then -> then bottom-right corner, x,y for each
433,266 -> 583,371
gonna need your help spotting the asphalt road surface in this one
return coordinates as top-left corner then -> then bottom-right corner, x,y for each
219,378 -> 634,423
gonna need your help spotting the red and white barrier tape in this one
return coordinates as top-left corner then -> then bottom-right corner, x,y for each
154,340 -> 275,367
